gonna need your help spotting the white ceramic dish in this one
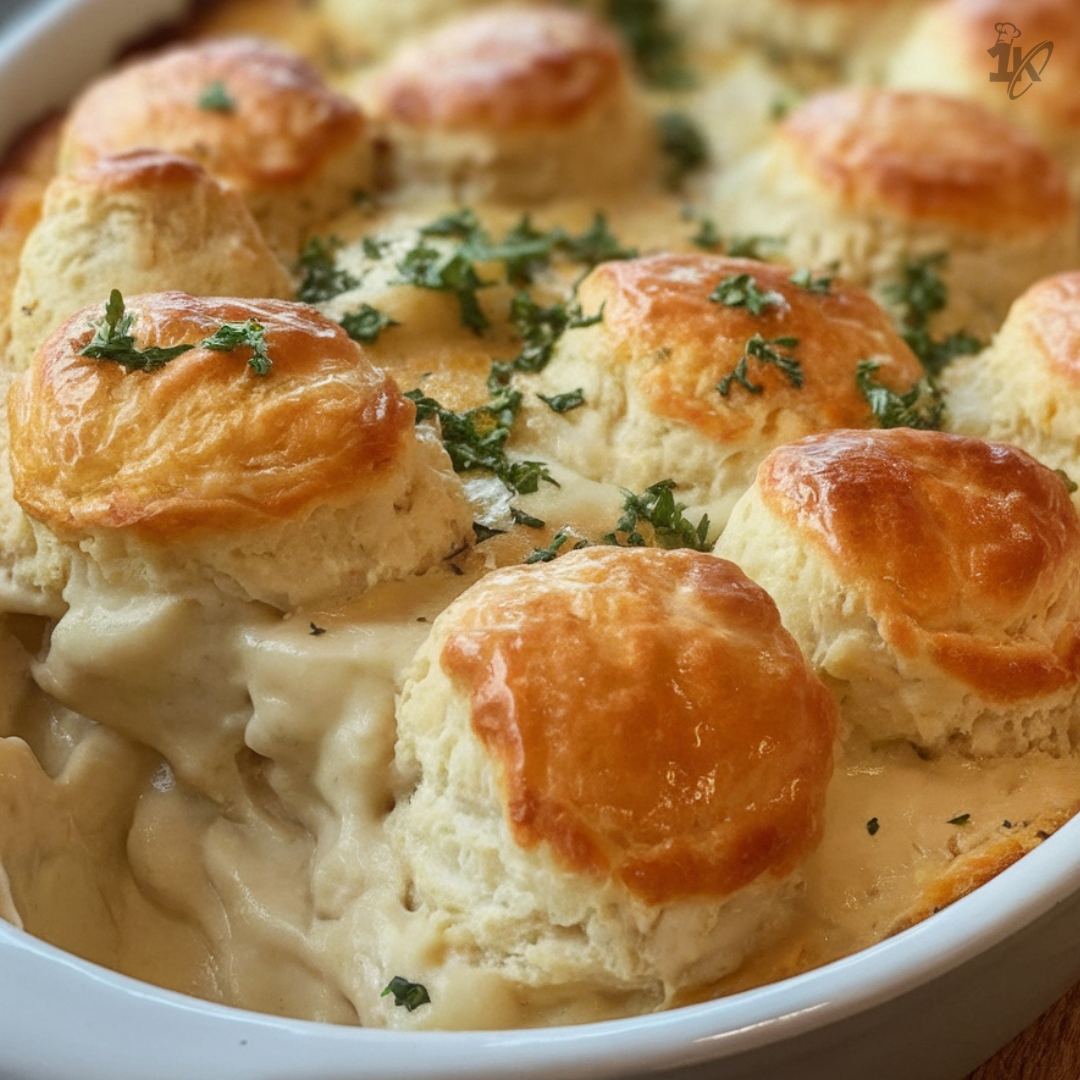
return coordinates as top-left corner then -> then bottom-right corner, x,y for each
3,3 -> 1080,1078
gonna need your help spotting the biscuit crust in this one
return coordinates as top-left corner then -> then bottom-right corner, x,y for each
8,292 -> 414,537
439,546 -> 838,905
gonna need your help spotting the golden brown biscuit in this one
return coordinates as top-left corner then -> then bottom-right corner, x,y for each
517,252 -> 925,524
364,5 -> 656,202
710,88 -> 1077,339
58,37 -> 373,256
943,271 -> 1080,502
9,151 -> 293,371
887,1 -> 1080,184
716,428 -> 1080,755
7,291 -> 473,608
390,546 -> 837,1011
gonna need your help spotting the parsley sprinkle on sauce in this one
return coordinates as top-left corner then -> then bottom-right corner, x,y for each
381,976 -> 431,1011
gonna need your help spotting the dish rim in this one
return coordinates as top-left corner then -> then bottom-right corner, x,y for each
1,2 -> 1080,1077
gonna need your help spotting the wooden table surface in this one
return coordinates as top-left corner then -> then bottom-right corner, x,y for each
966,979 -> 1080,1079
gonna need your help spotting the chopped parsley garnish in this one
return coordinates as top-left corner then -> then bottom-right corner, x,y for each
362,236 -> 391,260
725,235 -> 785,260
201,319 -> 272,375
789,267 -> 833,294
882,253 -> 982,376
296,236 -> 360,304
605,0 -> 694,88
488,293 -> 603,393
717,334 -> 802,396
381,977 -> 431,1012
709,273 -> 783,315
690,216 -> 723,251
556,212 -> 638,269
604,479 -> 711,551
658,111 -> 709,190
197,80 -> 235,113
947,814 -> 971,826
867,817 -> 880,836
340,303 -> 399,344
510,507 -> 546,529
81,291 -> 272,375
405,388 -> 556,495
489,214 -> 560,284
394,239 -> 491,334
1055,469 -> 1079,495
472,522 -> 505,544
418,208 -> 483,240
538,389 -> 586,413
525,531 -> 570,564
81,290 -> 196,371
855,360 -> 943,431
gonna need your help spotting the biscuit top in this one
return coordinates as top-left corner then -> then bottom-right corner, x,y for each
1001,271 -> 1080,386
439,546 -> 838,905
59,37 -> 365,192
370,5 -> 629,132
65,149 -> 218,193
780,88 -> 1071,236
759,429 -> 1080,702
8,292 -> 414,538
576,252 -> 924,443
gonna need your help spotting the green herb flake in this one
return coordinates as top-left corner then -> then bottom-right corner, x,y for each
556,213 -> 638,269
381,976 -> 431,1012
405,388 -> 556,495
658,111 -> 709,190
690,216 -> 723,251
605,0 -> 694,89
717,356 -> 762,397
309,623 -> 327,637
947,814 -> 971,827
472,522 -> 505,544
709,273 -> 784,316
296,236 -> 360,304
82,291 -> 272,376
80,290 -> 195,372
882,253 -> 983,376
856,360 -> 943,431
488,293 -> 602,394
725,234 -> 785,260
718,334 -> 802,397
538,388 -> 586,413
394,239 -> 491,335
1055,469 -> 1079,494
489,214 -> 560,284
510,507 -> 546,529
361,236 -> 391,260
201,319 -> 272,376
525,531 -> 570,564
197,80 -> 235,113
789,267 -> 833,294
867,817 -> 880,836
340,303 -> 399,344
604,479 -> 711,552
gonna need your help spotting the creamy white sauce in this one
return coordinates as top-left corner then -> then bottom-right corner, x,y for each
1,460 -> 1078,1030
